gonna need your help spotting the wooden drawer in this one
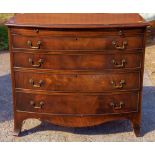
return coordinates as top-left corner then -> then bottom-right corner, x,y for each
13,52 -> 142,70
12,35 -> 143,51
14,71 -> 140,92
11,27 -> 144,37
15,92 -> 139,115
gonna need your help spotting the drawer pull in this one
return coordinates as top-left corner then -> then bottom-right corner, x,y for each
112,59 -> 126,68
111,80 -> 125,89
30,101 -> 44,109
112,40 -> 128,50
27,40 -> 41,49
110,101 -> 124,110
29,79 -> 44,88
29,58 -> 44,68
34,29 -> 39,33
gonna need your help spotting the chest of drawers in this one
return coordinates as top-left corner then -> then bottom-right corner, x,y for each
6,13 -> 148,137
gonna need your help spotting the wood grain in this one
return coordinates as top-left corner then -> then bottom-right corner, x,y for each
13,52 -> 142,70
6,13 -> 148,136
14,71 -> 141,92
16,91 -> 139,115
12,35 -> 143,51
6,13 -> 148,28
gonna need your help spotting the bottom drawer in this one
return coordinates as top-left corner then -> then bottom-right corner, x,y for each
15,92 -> 139,115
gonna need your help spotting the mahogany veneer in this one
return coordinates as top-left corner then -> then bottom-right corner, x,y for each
6,13 -> 148,136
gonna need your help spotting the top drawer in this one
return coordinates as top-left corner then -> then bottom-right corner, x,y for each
11,28 -> 144,37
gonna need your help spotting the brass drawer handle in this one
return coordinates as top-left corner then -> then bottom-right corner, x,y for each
27,40 -> 41,49
29,58 -> 44,68
110,101 -> 124,110
30,100 -> 44,109
111,80 -> 125,89
146,25 -> 152,33
112,40 -> 128,50
29,79 -> 44,88
34,29 -> 39,33
112,59 -> 126,68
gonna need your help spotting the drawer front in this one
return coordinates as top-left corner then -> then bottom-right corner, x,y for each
15,92 -> 139,115
12,35 -> 143,51
14,71 -> 140,92
11,27 -> 144,37
13,52 -> 142,70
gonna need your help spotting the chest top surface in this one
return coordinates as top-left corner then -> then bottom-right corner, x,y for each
6,13 -> 148,28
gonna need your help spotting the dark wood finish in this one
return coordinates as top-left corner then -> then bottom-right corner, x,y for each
6,13 -> 148,137
14,110 -> 140,128
11,27 -> 144,36
16,91 -> 139,115
14,71 -> 140,92
13,52 -> 142,70
6,13 -> 147,28
12,35 -> 143,51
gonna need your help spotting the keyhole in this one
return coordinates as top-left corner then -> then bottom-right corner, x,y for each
118,30 -> 123,36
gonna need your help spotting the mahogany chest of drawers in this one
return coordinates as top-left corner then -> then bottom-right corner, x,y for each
6,13 -> 148,136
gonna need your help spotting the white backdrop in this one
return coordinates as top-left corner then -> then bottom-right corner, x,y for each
141,13 -> 155,21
